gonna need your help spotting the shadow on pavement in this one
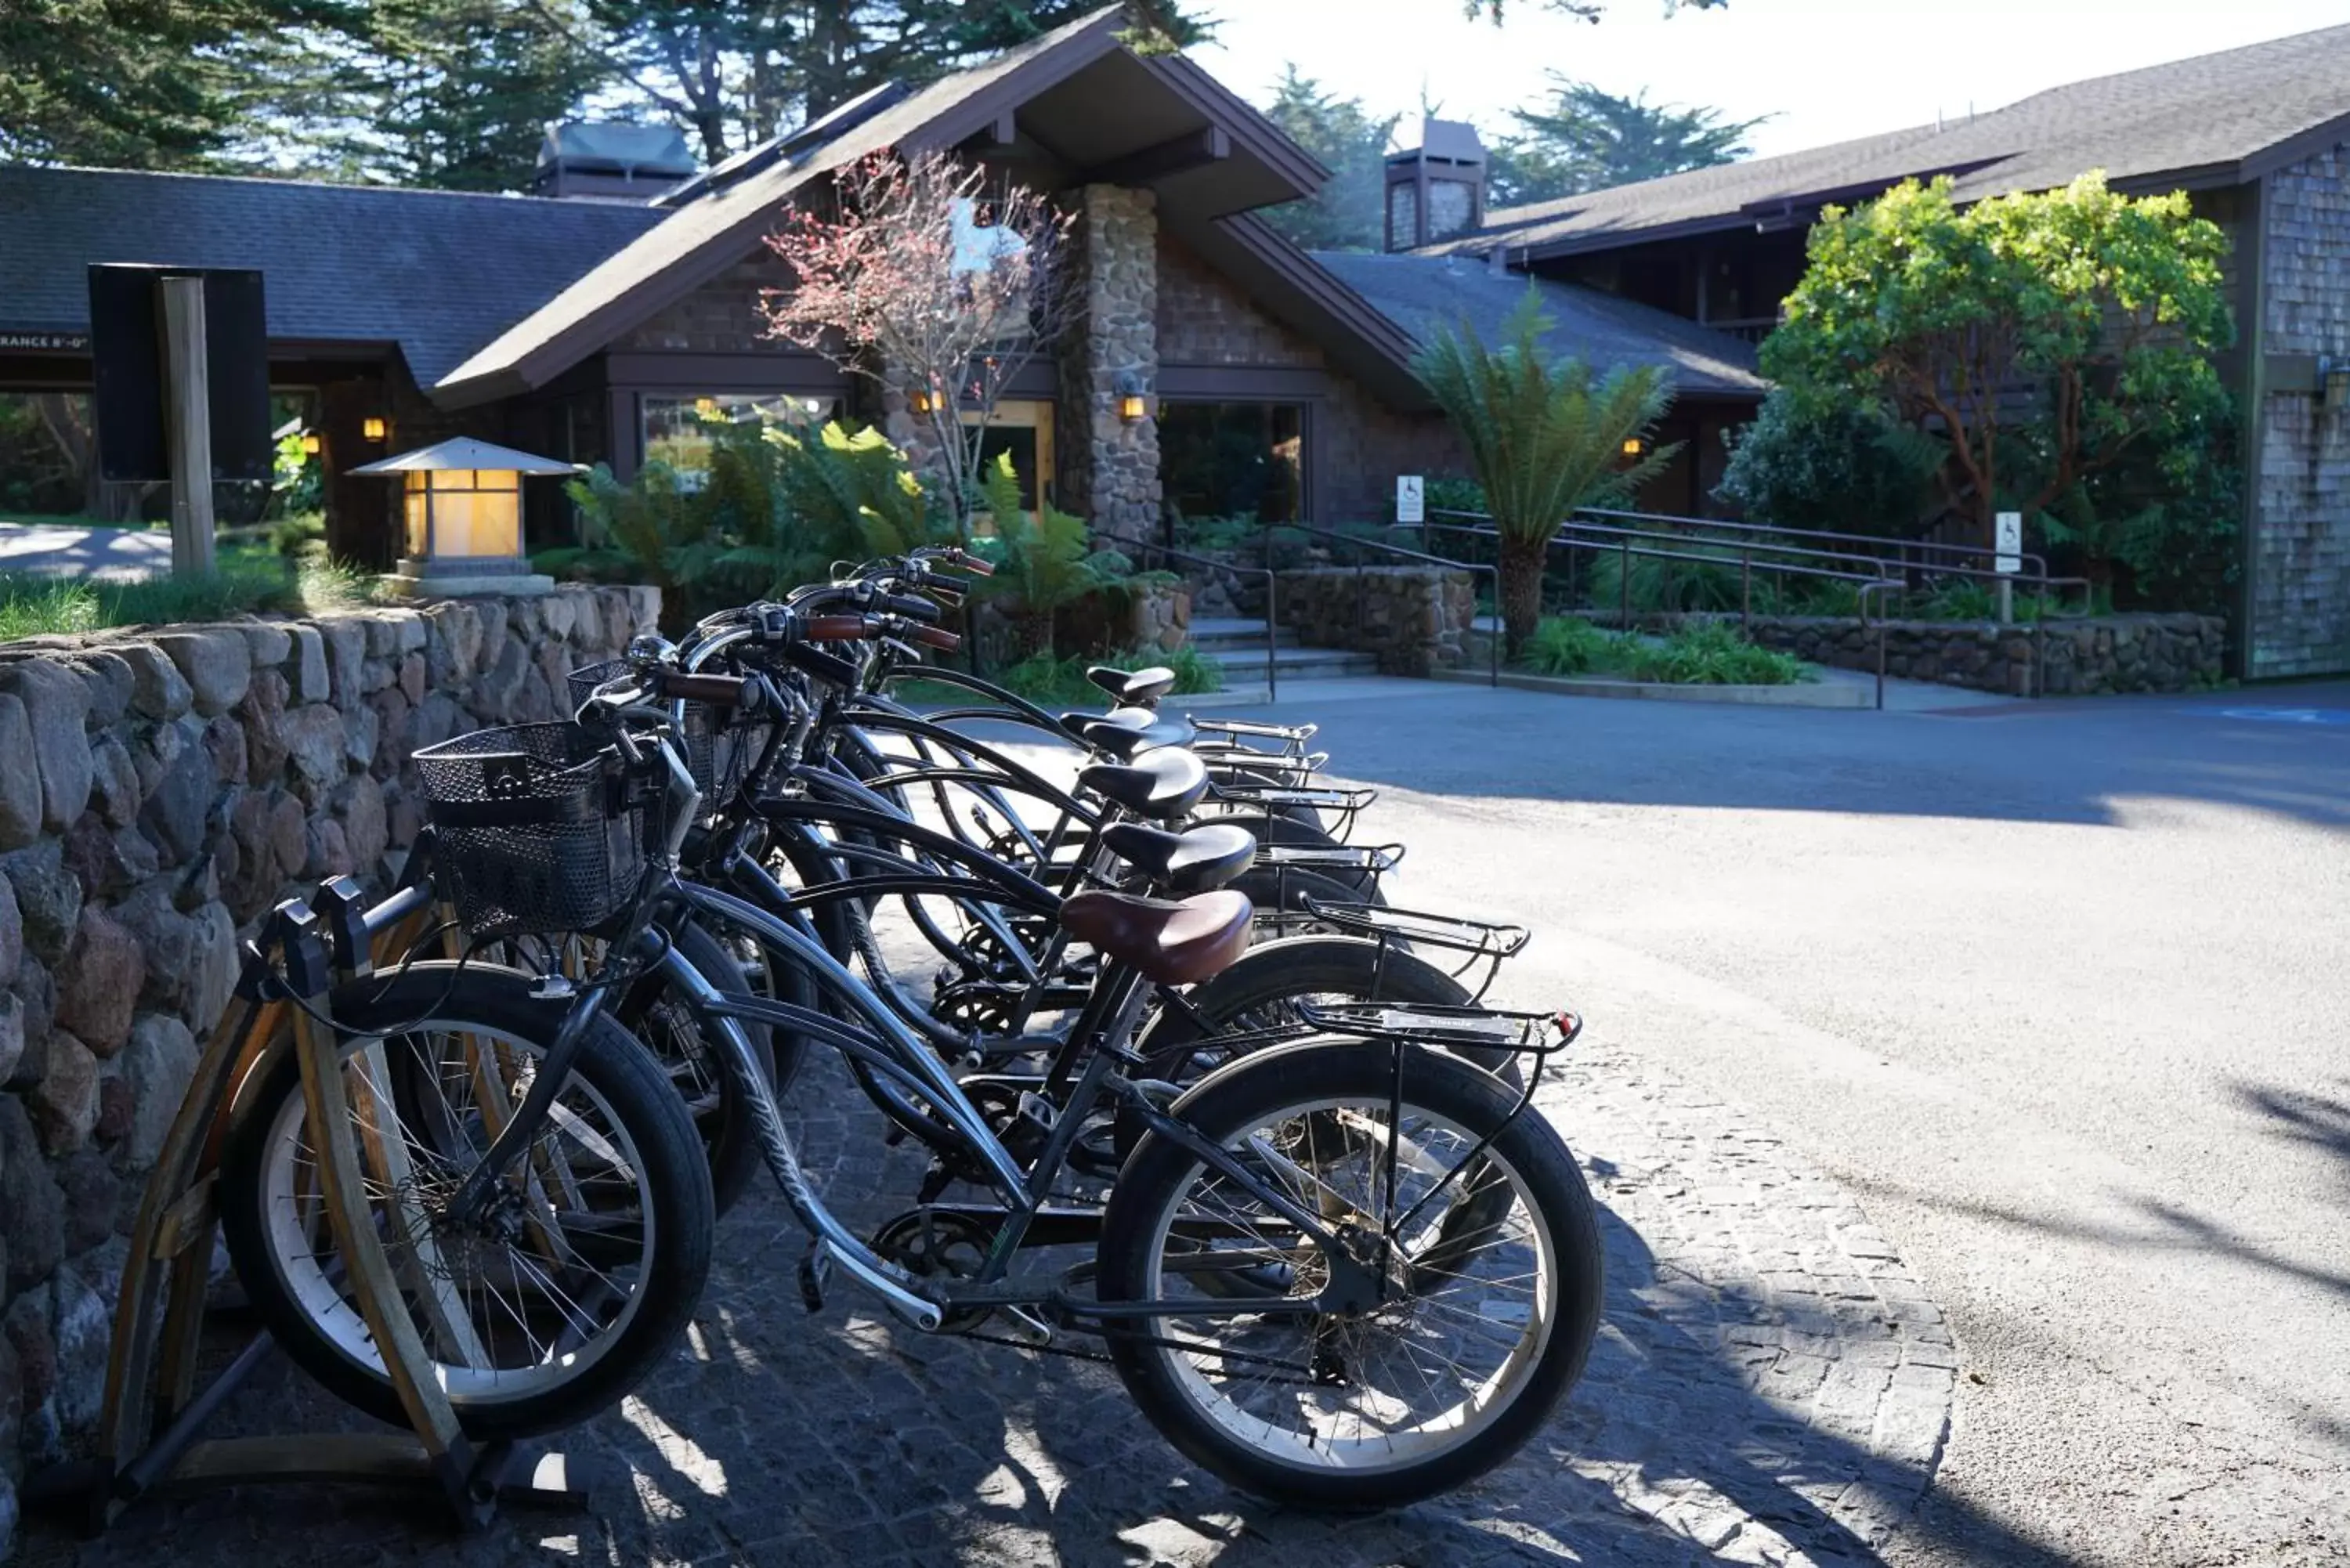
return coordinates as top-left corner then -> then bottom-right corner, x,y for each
1202,681 -> 2350,832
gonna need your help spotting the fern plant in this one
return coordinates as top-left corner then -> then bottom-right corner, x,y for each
1412,288 -> 1676,657
971,453 -> 1151,658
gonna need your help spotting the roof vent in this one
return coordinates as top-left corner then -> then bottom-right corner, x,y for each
1384,117 -> 1486,251
533,122 -> 698,203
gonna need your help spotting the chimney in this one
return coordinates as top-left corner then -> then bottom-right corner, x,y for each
531,122 -> 698,203
1383,117 -> 1486,252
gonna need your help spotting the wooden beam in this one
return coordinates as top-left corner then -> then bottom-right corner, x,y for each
989,110 -> 1018,146
158,276 -> 215,576
1083,126 -> 1230,188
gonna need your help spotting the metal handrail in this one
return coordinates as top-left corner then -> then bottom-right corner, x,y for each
1133,538 -> 1278,702
1271,522 -> 1500,688
1423,508 -> 2097,700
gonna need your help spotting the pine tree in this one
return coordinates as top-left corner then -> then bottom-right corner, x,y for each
551,2 -> 1202,165
314,0 -> 607,190
1489,76 -> 1766,208
1256,67 -> 1397,253
0,0 -> 353,168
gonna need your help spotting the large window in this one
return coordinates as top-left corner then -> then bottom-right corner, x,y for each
1159,402 -> 1304,525
642,392 -> 836,486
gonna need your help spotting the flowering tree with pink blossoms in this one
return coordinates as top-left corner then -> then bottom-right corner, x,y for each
761,147 -> 1079,539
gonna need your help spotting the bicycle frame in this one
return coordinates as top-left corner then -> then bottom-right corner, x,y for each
642,874 -> 1384,1329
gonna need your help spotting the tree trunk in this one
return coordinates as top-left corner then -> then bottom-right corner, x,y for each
1499,533 -> 1548,660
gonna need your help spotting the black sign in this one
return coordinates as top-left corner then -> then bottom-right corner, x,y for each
0,331 -> 90,352
88,265 -> 272,485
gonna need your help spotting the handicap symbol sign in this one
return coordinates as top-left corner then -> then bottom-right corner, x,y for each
2219,707 -> 2350,726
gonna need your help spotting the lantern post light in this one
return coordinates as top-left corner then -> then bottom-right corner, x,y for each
349,436 -> 573,600
361,416 -> 389,443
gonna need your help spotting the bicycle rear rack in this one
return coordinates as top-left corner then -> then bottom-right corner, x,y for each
1297,898 -> 1528,1001
1294,999 -> 1582,1059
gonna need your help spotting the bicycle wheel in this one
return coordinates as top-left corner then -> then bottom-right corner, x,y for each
1097,1040 -> 1601,1510
218,966 -> 714,1439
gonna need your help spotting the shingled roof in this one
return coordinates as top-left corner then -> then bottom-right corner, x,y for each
0,165 -> 663,384
1312,251 -> 1765,398
432,8 -> 1134,406
1434,23 -> 2350,258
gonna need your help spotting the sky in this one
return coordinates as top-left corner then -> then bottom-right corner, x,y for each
1191,0 -> 2350,158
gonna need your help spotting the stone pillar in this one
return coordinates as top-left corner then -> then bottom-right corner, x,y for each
1058,183 -> 1161,546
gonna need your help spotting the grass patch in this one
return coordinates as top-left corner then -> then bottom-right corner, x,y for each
1517,616 -> 1810,687
0,549 -> 381,641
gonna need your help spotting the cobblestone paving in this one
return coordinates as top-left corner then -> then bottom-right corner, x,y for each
21,1023 -> 1955,1568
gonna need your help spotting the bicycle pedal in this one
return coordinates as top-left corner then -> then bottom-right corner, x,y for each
797,1241 -> 832,1313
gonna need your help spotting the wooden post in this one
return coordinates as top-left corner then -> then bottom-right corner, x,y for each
158,276 -> 216,577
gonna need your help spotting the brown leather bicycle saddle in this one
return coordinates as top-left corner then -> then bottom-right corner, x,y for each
1060,888 -> 1254,985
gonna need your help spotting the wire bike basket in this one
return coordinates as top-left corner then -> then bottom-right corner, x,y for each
412,721 -> 648,937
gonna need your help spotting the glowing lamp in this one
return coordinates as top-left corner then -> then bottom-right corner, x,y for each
1115,370 -> 1150,424
350,437 -> 574,600
1621,437 -> 1647,457
301,432 -> 321,456
361,416 -> 389,442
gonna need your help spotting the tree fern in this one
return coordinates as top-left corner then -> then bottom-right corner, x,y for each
1412,287 -> 1677,653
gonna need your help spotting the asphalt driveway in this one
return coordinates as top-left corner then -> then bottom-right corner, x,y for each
1218,677 -> 2350,1566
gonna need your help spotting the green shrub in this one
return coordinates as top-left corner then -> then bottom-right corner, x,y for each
1714,392 -> 1945,537
1621,620 -> 1808,685
1519,616 -> 1623,675
551,417 -> 951,631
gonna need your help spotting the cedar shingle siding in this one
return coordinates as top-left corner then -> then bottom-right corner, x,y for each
2253,146 -> 2350,677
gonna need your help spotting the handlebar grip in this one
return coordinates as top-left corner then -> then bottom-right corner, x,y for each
804,614 -> 870,641
912,624 -> 962,652
658,671 -> 760,710
880,591 -> 942,623
956,551 -> 995,578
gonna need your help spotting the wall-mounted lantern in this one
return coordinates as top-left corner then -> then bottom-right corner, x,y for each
1115,370 -> 1150,423
909,387 -> 938,417
1621,436 -> 1648,458
349,436 -> 573,599
301,432 -> 322,456
361,416 -> 389,443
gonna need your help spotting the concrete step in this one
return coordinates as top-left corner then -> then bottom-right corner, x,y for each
1188,616 -> 1299,652
1202,645 -> 1381,681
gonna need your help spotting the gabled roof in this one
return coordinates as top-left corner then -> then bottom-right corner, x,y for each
1434,23 -> 2350,260
1312,251 -> 1765,398
0,165 -> 664,384
438,3 -> 1331,407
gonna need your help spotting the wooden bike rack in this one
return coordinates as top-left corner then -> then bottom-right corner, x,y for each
30,875 -> 596,1536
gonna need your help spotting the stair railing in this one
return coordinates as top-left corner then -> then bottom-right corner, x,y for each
1132,539 -> 1278,703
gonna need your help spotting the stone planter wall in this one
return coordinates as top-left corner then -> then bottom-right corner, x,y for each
0,584 -> 656,1552
1705,611 -> 2228,695
1280,567 -> 1479,677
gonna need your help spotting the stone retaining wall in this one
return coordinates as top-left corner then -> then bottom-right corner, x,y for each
1281,566 -> 1479,677
0,584 -> 656,1553
1726,611 -> 2227,695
